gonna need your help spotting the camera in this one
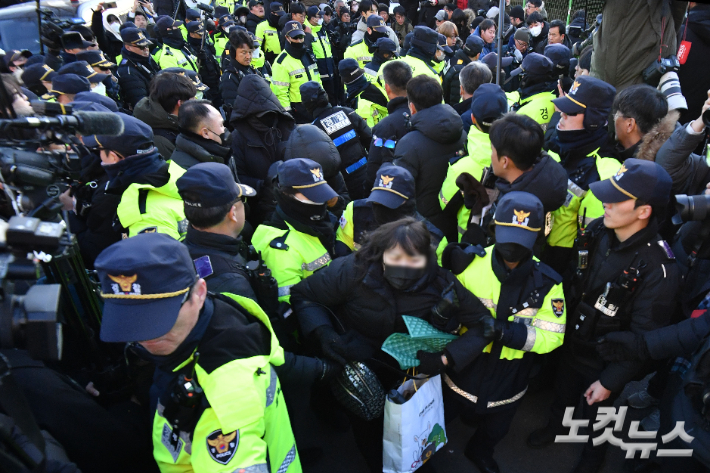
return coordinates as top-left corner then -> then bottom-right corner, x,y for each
643,55 -> 680,87
674,194 -> 710,223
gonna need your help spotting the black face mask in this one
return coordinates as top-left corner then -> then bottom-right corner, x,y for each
165,29 -> 185,43
278,192 -> 328,222
366,30 -> 387,43
383,263 -> 427,291
289,41 -> 304,50
495,242 -> 532,264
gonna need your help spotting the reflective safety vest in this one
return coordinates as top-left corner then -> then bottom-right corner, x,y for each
255,21 -> 281,58
270,50 -> 322,110
344,40 -> 371,69
547,149 -> 621,249
310,24 -> 334,78
116,160 -> 188,240
433,59 -> 445,75
512,90 -> 555,129
456,248 -> 566,361
252,48 -> 266,70
252,221 -> 332,302
214,0 -> 239,11
439,126 -> 492,241
349,88 -> 388,128
395,55 -> 441,82
152,44 -> 199,72
151,293 -> 301,473
364,65 -> 388,99
213,35 -> 229,64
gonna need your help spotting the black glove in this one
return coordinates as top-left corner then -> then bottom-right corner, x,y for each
430,282 -> 459,330
455,172 -> 490,215
416,350 -> 447,375
480,315 -> 505,341
441,243 -> 486,274
596,332 -> 649,362
313,325 -> 348,365
316,357 -> 342,381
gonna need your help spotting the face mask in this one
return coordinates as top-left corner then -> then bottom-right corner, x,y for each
435,50 -> 445,62
530,25 -> 542,37
317,18 -> 323,25
495,242 -> 532,263
383,263 -> 427,290
92,82 -> 107,96
109,22 -> 121,33
240,15 -> 247,23
253,48 -> 261,59
166,29 -> 184,42
12,68 -> 23,82
367,30 -> 386,42
195,91 -> 204,100
289,40 -> 304,50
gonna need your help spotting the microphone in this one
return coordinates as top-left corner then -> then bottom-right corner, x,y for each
30,100 -> 74,116
0,112 -> 125,136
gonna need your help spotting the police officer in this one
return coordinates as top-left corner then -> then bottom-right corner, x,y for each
212,18 -> 233,64
344,14 -> 388,69
182,8 -> 202,40
363,37 -> 397,98
396,25 -> 441,81
176,162 -> 259,300
94,233 -> 302,473
528,159 -> 681,473
306,6 -> 336,106
41,73 -> 91,104
82,113 -> 188,239
76,50 -> 121,104
442,35 -> 484,105
300,81 -> 371,199
545,77 -> 621,271
255,2 -> 285,65
252,158 -> 338,303
339,58 -> 388,127
439,83 -> 507,244
336,163 -> 444,255
153,16 -> 200,72
443,191 -> 565,473
507,53 -> 556,128
271,20 -> 322,123
116,27 -> 161,109
57,61 -> 111,94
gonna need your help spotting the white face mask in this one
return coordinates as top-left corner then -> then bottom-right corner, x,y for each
239,15 -> 247,23
109,22 -> 121,33
253,48 -> 261,59
92,82 -> 107,96
317,18 -> 323,25
530,25 -> 542,37
12,68 -> 23,82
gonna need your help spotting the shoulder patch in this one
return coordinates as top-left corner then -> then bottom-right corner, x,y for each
270,232 -> 290,250
457,59 -> 463,64
138,226 -> 158,234
206,429 -> 239,465
551,298 -> 564,318
339,214 -> 347,229
658,240 -> 675,260
120,59 -> 128,65
276,52 -> 287,64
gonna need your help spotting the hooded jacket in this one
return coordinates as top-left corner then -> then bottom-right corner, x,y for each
393,103 -> 466,230
633,111 -> 679,163
170,132 -> 232,170
219,60 -> 262,117
495,152 -> 568,215
350,16 -> 401,54
229,75 -> 295,192
133,97 -> 180,160
678,5 -> 710,125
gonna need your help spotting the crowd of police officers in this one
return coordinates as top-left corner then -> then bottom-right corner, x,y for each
5,1 -> 710,473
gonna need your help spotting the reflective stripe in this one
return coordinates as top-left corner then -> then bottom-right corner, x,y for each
443,374 -> 527,408
512,307 -> 538,317
357,56 -> 370,62
265,365 -> 277,407
345,156 -> 367,174
235,464 -> 269,473
458,225 -> 466,235
278,285 -> 294,297
302,252 -> 331,271
272,80 -> 290,86
532,318 -> 566,333
321,73 -> 331,78
439,189 -> 449,206
332,129 -> 356,146
276,445 -> 297,473
364,67 -> 376,76
289,68 -> 306,75
308,63 -> 318,69
521,326 -> 536,352
478,297 -> 497,311
567,179 -> 586,198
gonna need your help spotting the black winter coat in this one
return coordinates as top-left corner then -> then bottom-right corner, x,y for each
442,49 -> 472,105
245,12 -> 265,34
366,96 -> 410,187
229,75 -> 295,192
219,61 -> 262,118
116,48 -> 161,109
565,218 -> 681,392
133,97 -> 179,160
170,133 -> 231,170
393,103 -> 466,229
290,253 -> 491,370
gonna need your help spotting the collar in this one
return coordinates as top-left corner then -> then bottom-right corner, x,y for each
176,131 -> 231,161
605,217 -> 660,253
617,141 -> 639,161
185,225 -> 244,256
491,249 -> 535,284
387,95 -> 409,113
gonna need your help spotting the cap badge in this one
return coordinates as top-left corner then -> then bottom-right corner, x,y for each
379,175 -> 394,188
570,80 -> 581,95
615,164 -> 627,180
310,168 -> 322,181
108,274 -> 141,294
513,209 -> 530,226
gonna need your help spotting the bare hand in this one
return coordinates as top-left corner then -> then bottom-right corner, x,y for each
584,380 -> 611,405
691,89 -> 710,133
705,182 -> 710,196
85,381 -> 100,397
59,188 -> 75,211
326,196 -> 339,207
557,79 -> 565,98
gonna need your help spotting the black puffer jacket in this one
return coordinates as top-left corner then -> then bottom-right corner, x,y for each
366,96 -> 410,189
170,133 -> 232,170
291,253 -> 492,370
219,61 -> 262,119
133,97 -> 179,160
495,152 -> 568,215
393,103 -> 466,230
245,12 -> 264,34
229,75 -> 295,192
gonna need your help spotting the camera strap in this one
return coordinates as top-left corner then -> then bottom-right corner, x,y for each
0,353 -> 46,469
688,220 -> 710,268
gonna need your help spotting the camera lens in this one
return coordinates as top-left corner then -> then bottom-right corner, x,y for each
675,194 -> 710,222
703,109 -> 710,128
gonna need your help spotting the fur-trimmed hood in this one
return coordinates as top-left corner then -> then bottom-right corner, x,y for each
636,110 -> 680,162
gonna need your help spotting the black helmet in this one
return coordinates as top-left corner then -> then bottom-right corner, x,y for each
283,124 -> 342,179
330,362 -> 385,421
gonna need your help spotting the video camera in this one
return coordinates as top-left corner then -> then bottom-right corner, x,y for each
39,8 -> 86,51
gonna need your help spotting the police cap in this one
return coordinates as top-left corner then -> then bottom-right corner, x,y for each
589,158 -> 672,208
277,158 -> 338,203
82,112 -> 154,158
494,191 -> 545,249
368,163 -> 415,209
177,162 -> 256,209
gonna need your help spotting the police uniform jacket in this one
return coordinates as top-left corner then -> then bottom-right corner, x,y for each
566,217 -> 681,393
290,253 -> 491,369
116,47 -> 161,109
442,49 -> 472,105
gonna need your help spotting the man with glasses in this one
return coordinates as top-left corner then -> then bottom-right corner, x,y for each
524,0 -> 547,20
116,27 -> 161,110
82,113 -> 188,240
170,100 -> 232,170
